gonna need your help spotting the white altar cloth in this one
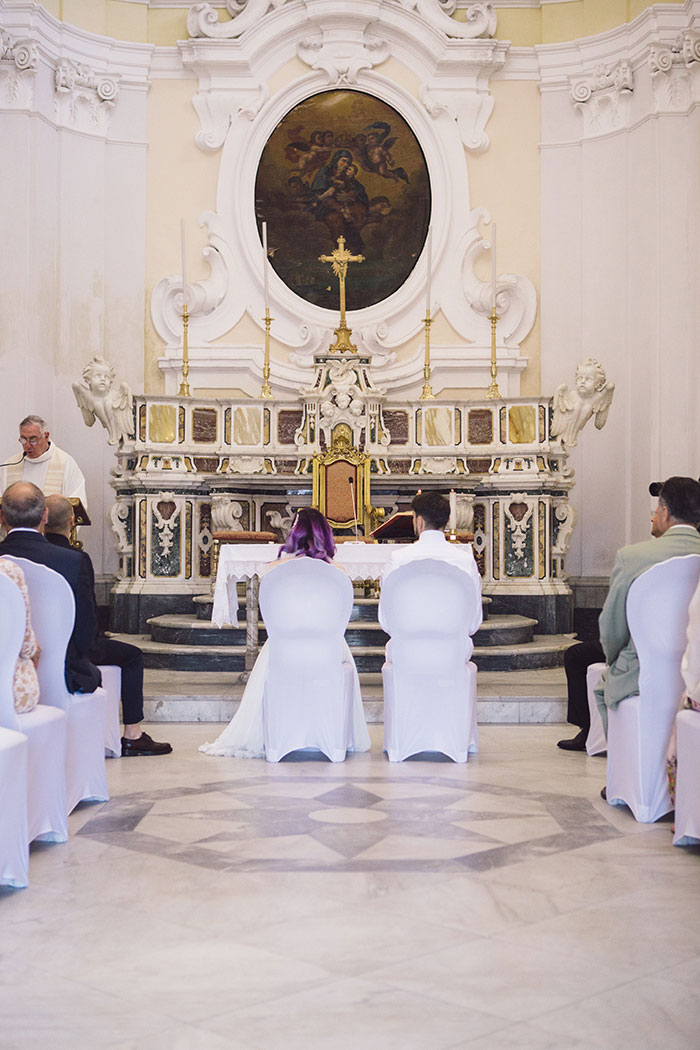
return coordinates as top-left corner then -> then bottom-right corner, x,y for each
212,543 -> 395,628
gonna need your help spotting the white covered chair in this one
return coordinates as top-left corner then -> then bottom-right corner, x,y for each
0,575 -> 30,887
673,709 -> 700,846
585,662 -> 607,756
96,664 -> 123,757
5,557 -> 109,813
0,727 -> 29,888
380,559 -> 480,762
0,571 -> 68,845
606,554 -> 700,823
259,558 -> 358,763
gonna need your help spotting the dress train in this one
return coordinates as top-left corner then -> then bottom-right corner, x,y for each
200,640 -> 370,758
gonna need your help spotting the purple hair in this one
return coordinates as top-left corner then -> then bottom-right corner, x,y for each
278,507 -> 336,562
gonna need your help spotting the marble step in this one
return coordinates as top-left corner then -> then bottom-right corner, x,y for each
109,630 -> 575,673
146,612 -> 536,649
192,593 -> 494,622
141,666 -> 568,725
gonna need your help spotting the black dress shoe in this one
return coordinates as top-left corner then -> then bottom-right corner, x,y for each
557,729 -> 587,751
600,786 -> 607,801
121,732 -> 172,756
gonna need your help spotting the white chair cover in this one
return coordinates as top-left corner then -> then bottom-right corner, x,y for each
5,558 -> 109,813
0,571 -> 68,844
259,559 -> 366,763
380,559 -> 480,762
0,727 -> 29,888
96,664 -> 123,757
0,576 -> 30,886
673,709 -> 700,846
585,662 -> 607,756
607,554 -> 700,822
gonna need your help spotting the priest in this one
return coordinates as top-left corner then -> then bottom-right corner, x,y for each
1,414 -> 87,508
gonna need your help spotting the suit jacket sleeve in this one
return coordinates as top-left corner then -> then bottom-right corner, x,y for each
598,550 -> 630,667
72,557 -> 99,655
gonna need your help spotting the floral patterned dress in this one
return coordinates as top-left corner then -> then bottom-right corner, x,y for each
0,558 -> 40,713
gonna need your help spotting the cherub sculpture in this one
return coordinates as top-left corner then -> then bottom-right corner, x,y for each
551,357 -> 615,447
73,356 -> 134,445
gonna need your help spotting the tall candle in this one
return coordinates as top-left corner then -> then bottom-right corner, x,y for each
262,221 -> 269,309
180,218 -> 187,309
491,221 -> 496,312
425,227 -> 432,314
449,489 -> 457,529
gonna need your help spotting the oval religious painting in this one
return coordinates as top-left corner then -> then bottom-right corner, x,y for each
255,90 -> 431,311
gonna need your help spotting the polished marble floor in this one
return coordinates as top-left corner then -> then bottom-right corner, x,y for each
2,724 -> 699,1050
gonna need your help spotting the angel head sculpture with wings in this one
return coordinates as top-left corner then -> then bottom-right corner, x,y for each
551,357 -> 615,447
73,356 -> 134,446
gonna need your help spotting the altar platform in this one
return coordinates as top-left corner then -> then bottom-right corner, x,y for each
139,666 -> 569,727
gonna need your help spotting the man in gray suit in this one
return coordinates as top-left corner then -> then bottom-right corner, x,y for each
594,476 -> 700,736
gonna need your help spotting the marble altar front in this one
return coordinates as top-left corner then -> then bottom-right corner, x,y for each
108,367 -> 578,634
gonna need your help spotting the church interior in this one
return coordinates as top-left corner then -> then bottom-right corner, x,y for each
1,0 -> 700,1047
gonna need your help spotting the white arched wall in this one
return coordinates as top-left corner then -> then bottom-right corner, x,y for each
0,0 -> 151,574
539,0 -> 700,578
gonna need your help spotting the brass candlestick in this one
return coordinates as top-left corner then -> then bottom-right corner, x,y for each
486,306 -> 500,400
420,309 -> 435,400
259,308 -> 273,399
178,302 -> 191,397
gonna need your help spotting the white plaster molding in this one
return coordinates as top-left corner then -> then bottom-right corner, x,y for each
569,60 -> 633,136
54,57 -> 120,133
649,31 -> 700,112
188,0 -> 497,41
396,1 -> 496,40
151,0 -> 534,395
157,340 -> 527,397
0,28 -> 37,107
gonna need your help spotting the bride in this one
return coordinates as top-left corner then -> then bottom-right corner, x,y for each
200,508 -> 371,759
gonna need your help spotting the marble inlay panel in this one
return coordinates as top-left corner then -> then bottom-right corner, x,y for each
233,407 -> 262,446
148,404 -> 176,443
508,405 -> 536,444
383,409 -> 409,445
422,407 -> 453,447
78,772 -> 621,875
468,409 -> 493,445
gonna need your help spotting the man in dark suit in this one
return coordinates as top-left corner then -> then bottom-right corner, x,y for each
0,481 -> 101,694
0,482 -> 170,756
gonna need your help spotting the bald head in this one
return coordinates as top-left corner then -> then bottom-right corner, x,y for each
45,494 -> 74,537
1,482 -> 46,530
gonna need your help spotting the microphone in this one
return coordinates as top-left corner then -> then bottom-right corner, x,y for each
348,475 -> 359,541
0,452 -> 26,468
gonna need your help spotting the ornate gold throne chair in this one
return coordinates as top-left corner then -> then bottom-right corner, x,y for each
312,425 -> 382,536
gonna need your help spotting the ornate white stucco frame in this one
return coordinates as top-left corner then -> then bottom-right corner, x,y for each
152,0 -> 536,395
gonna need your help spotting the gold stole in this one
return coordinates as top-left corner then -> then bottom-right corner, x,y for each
6,445 -> 67,495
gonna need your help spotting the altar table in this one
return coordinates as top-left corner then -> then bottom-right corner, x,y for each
212,542 -> 398,669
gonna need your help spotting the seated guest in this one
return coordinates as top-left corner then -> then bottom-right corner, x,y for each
559,478 -> 700,754
667,575 -> 700,802
379,491 -> 482,636
0,558 -> 40,713
557,639 -> 606,751
43,495 -> 171,757
594,477 -> 700,763
0,482 -> 101,695
201,508 -> 370,759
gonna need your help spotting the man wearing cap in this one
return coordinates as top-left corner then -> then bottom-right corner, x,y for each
594,477 -> 700,731
557,477 -> 700,751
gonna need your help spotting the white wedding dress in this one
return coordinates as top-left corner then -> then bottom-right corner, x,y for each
200,558 -> 370,759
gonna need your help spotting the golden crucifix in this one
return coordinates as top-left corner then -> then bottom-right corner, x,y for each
319,236 -> 364,353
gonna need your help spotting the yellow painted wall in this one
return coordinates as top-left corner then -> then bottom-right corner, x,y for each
41,2 -> 679,46
468,81 -> 541,396
144,78 -> 219,392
